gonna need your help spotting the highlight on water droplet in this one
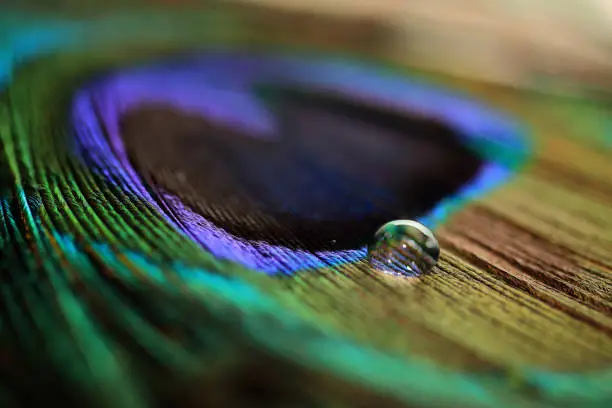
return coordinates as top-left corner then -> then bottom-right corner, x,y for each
367,220 -> 439,277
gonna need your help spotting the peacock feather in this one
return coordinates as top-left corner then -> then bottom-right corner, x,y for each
0,2 -> 611,407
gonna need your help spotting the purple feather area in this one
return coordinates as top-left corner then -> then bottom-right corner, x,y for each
69,51 -> 527,275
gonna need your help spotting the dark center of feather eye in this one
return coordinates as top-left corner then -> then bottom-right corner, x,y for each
119,85 -> 483,251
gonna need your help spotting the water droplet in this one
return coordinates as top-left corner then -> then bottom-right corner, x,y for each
367,220 -> 439,277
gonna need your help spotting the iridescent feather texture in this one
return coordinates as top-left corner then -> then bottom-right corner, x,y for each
0,3 -> 611,408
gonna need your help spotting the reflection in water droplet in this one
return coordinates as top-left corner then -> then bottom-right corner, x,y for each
367,220 -> 439,277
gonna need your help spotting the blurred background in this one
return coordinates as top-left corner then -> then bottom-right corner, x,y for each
3,0 -> 612,98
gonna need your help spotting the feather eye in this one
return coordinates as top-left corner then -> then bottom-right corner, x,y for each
72,51 -> 525,275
